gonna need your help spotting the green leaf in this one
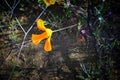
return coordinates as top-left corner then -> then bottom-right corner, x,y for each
38,0 -> 42,3
11,34 -> 19,41
9,61 -> 20,67
78,21 -> 82,30
93,28 -> 101,36
19,8 -> 25,11
110,40 -> 116,49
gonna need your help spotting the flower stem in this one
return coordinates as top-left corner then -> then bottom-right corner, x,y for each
53,24 -> 77,33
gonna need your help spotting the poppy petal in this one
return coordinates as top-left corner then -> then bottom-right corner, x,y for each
46,28 -> 53,37
37,19 -> 46,31
51,0 -> 55,5
32,32 -> 48,45
44,37 -> 52,51
43,0 -> 55,6
44,0 -> 50,6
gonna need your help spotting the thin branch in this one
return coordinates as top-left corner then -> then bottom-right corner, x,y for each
17,34 -> 26,58
13,0 -> 20,10
53,24 -> 77,33
4,0 -> 20,18
8,65 -> 16,80
12,0 -> 16,8
17,6 -> 48,59
15,17 -> 26,34
26,6 -> 48,34
4,0 -> 12,9
10,0 -> 20,17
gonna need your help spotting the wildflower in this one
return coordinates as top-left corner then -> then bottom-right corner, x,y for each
38,4 -> 41,8
32,19 -> 53,52
43,0 -> 55,6
67,1 -> 71,6
81,29 -> 86,34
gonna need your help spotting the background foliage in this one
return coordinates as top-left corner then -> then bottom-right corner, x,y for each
0,0 -> 119,80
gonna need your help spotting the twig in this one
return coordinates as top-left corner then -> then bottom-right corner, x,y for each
53,24 -> 77,33
12,0 -> 16,8
15,17 -> 26,34
4,0 -> 20,18
4,0 -> 12,9
27,6 -> 48,34
8,65 -> 16,80
10,0 -> 20,17
17,6 -> 48,59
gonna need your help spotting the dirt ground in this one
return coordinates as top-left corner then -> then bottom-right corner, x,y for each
0,22 -> 97,80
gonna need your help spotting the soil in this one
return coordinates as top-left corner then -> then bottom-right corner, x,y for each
0,17 -> 97,80
0,4 -> 119,80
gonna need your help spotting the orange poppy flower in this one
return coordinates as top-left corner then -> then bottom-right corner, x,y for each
43,0 -> 55,6
32,19 -> 53,52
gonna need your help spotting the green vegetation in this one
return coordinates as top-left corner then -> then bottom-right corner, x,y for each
0,0 -> 119,80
